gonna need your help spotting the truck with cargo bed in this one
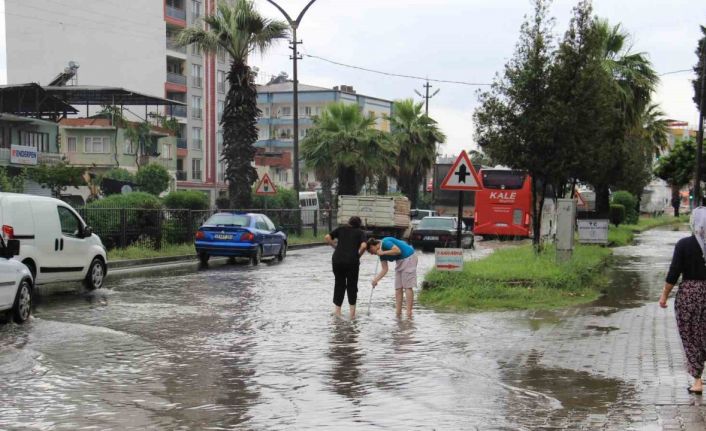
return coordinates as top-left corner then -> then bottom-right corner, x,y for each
337,195 -> 411,239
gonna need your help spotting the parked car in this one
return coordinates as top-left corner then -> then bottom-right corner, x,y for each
0,193 -> 107,290
410,209 -> 438,230
0,238 -> 33,323
194,212 -> 287,265
409,216 -> 474,250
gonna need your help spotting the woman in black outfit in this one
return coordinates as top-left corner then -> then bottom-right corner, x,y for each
325,216 -> 367,319
660,207 -> 706,394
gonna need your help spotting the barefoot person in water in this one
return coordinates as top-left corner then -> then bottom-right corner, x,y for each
325,216 -> 367,319
367,237 -> 418,318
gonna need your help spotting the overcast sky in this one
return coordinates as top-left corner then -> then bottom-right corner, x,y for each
251,0 -> 706,157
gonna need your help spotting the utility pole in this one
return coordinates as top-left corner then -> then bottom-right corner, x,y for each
414,80 -> 440,116
695,42 -> 706,207
265,0 -> 317,195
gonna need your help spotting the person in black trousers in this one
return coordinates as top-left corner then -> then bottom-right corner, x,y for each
325,216 -> 367,319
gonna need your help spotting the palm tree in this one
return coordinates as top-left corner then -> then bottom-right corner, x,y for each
301,102 -> 397,198
388,99 -> 446,207
639,103 -> 669,157
177,0 -> 288,208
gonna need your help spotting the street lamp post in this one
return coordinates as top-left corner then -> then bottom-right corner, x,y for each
265,0 -> 317,195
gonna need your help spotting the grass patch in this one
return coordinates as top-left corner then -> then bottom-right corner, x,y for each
288,231 -> 326,245
419,244 -> 612,311
608,215 -> 687,246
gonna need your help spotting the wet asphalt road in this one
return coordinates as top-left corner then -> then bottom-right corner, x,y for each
0,230 -> 697,430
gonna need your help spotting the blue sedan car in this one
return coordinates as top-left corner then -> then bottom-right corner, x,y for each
194,212 -> 287,265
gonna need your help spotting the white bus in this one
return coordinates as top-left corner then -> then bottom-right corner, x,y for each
299,192 -> 319,225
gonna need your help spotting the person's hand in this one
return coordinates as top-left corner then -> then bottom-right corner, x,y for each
659,293 -> 668,308
371,279 -> 378,288
376,248 -> 384,256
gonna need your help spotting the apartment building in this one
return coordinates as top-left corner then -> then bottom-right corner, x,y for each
3,0 -> 228,203
256,81 -> 393,190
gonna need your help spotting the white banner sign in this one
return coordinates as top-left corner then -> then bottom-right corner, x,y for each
10,145 -> 38,165
435,248 -> 463,272
577,219 -> 609,244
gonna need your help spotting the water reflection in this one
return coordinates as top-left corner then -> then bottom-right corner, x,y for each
328,319 -> 365,401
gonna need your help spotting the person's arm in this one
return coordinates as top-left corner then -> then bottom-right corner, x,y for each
358,242 -> 367,257
325,228 -> 339,249
372,260 -> 389,288
660,241 -> 683,308
376,245 -> 401,257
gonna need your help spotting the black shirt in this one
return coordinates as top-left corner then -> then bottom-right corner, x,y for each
666,235 -> 706,284
330,226 -> 366,265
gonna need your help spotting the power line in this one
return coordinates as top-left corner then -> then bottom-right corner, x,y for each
659,69 -> 694,76
304,54 -> 492,86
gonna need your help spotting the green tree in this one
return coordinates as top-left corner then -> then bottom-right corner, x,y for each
654,137 -> 697,216
103,167 -> 135,183
124,121 -> 154,169
473,0 -> 559,249
27,163 -> 85,198
177,0 -> 288,209
163,190 -> 210,210
468,149 -> 493,167
136,163 -> 171,196
389,99 -> 446,208
301,102 -> 396,196
693,25 -> 705,110
0,167 -> 25,193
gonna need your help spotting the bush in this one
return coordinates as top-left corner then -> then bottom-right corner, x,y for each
163,190 -> 210,210
103,167 -> 135,183
611,190 -> 638,224
251,188 -> 299,209
82,192 -> 164,249
610,204 -> 625,227
136,163 -> 170,196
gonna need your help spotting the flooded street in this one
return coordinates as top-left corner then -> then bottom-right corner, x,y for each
1,229 -> 701,430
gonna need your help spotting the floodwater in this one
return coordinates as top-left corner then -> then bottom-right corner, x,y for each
0,229 -> 690,430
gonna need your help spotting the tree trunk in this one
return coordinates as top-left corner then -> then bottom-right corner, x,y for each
672,185 -> 681,217
595,184 -> 611,217
377,175 -> 388,195
398,173 -> 420,208
337,165 -> 358,196
531,177 -> 547,251
321,176 -> 333,209
224,61 -> 259,209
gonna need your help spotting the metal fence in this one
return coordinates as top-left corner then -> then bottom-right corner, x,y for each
77,207 -> 336,250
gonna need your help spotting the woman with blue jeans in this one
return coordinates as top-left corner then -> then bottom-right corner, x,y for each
367,237 -> 418,318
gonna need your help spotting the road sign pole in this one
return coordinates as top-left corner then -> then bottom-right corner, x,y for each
457,191 -> 463,248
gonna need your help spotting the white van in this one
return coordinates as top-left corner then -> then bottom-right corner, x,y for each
0,193 -> 107,290
299,191 -> 319,226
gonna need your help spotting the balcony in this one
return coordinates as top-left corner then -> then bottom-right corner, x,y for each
176,170 -> 187,181
166,38 -> 186,54
167,72 -> 187,86
166,105 -> 187,118
166,5 -> 186,21
176,138 -> 187,149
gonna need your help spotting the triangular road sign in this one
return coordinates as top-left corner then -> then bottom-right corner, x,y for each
440,150 -> 482,191
255,173 -> 277,195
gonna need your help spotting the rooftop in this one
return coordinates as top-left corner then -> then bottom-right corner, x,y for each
257,81 -> 392,104
43,85 -> 185,107
0,83 -> 78,119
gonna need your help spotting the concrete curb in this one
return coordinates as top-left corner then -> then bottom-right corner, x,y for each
108,242 -> 326,270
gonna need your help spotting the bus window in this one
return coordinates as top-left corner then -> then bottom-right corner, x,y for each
482,170 -> 526,189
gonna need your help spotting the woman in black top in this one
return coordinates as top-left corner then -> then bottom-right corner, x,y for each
660,207 -> 706,394
325,216 -> 367,319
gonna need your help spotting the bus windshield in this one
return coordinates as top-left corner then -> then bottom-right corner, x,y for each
481,170 -> 526,190
205,213 -> 250,227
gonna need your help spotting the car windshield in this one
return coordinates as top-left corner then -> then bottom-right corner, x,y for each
412,211 -> 433,221
418,218 -> 456,230
205,213 -> 250,227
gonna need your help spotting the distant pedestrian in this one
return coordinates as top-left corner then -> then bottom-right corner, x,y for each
325,216 -> 367,319
660,206 -> 706,394
367,237 -> 418,318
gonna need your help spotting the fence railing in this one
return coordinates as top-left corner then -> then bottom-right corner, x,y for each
77,207 -> 335,251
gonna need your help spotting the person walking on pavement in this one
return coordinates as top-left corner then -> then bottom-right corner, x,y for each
660,206 -> 706,394
367,237 -> 418,318
325,216 -> 367,319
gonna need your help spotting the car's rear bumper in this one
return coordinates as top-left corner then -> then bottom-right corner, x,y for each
195,241 -> 258,257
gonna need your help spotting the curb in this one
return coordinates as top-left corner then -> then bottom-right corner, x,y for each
108,242 -> 326,270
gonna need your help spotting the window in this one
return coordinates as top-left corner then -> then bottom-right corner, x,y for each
57,206 -> 81,237
217,131 -> 223,151
217,71 -> 226,93
191,0 -> 201,20
192,96 -> 202,119
304,106 -> 312,117
191,44 -> 202,56
0,127 -> 5,148
67,137 -> 77,153
277,169 -> 288,183
217,46 -> 226,62
264,216 -> 276,231
192,64 -> 202,88
162,143 -> 172,159
192,127 -> 202,150
218,101 -> 224,121
315,106 -> 321,115
264,107 -> 270,118
84,136 -> 109,153
255,216 -> 268,230
281,106 -> 291,117
124,139 -> 135,154
20,131 -> 49,152
192,158 -> 202,180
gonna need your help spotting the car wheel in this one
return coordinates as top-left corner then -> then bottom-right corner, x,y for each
251,246 -> 262,266
84,258 -> 106,290
277,242 -> 287,262
12,278 -> 32,323
199,252 -> 210,264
